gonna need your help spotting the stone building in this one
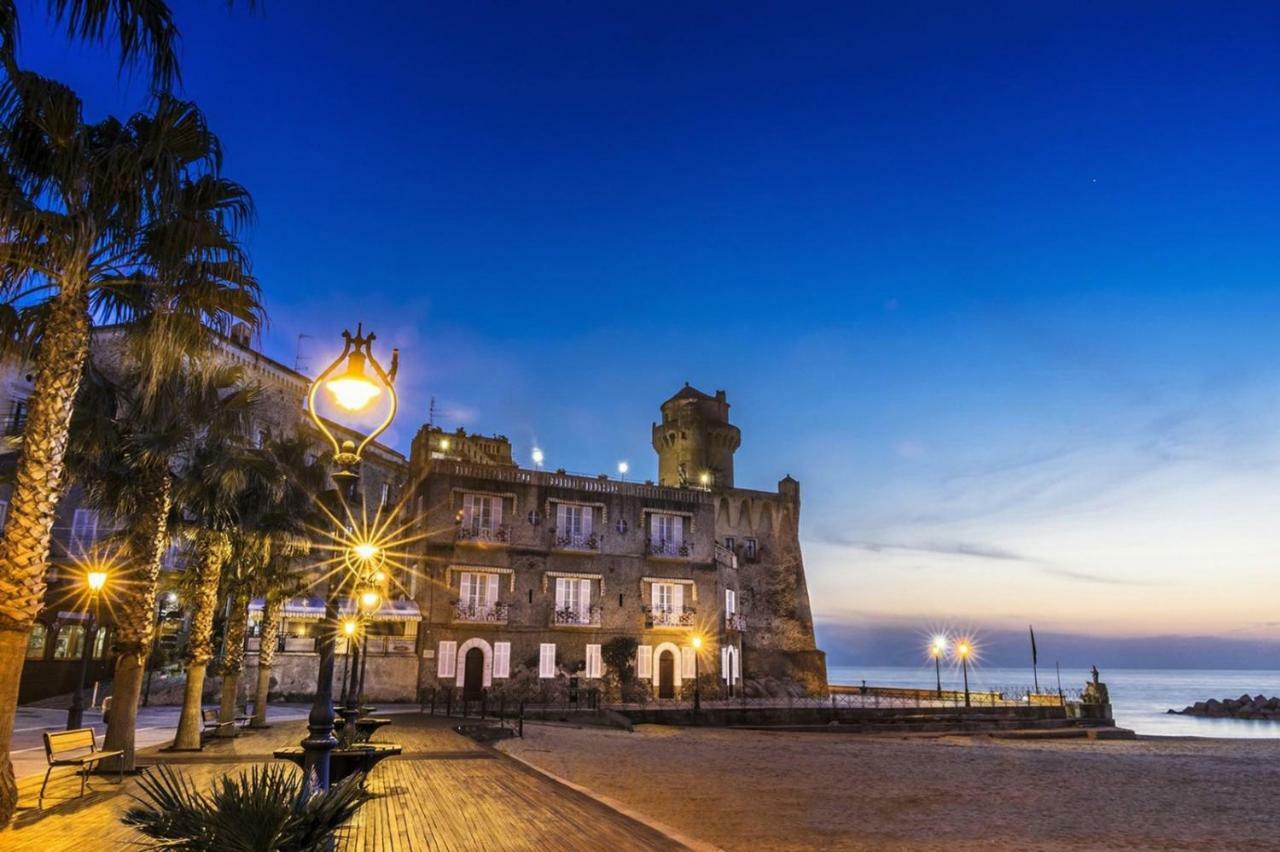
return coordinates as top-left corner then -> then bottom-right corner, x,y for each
3,326 -> 409,702
407,384 -> 826,701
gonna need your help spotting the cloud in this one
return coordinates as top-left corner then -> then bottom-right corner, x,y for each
894,439 -> 926,459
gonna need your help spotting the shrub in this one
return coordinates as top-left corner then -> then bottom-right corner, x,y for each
122,763 -> 368,851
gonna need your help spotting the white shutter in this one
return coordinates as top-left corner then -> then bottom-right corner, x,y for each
493,642 -> 511,678
578,578 -> 591,608
437,641 -> 457,678
681,645 -> 696,679
673,584 -> 684,614
721,647 -> 729,679
649,513 -> 660,539
556,503 -> 567,533
581,506 -> 593,535
554,578 -> 568,609
486,574 -> 498,608
726,589 -> 736,615
539,643 -> 556,678
650,582 -> 660,610
490,496 -> 503,527
672,516 -> 684,544
462,494 -> 474,528
732,646 -> 740,682
586,644 -> 602,678
637,645 -> 653,679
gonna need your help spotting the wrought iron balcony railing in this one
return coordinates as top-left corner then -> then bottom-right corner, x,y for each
644,606 -> 696,628
551,530 -> 600,552
725,612 -> 748,631
452,600 -> 510,623
714,543 -> 738,569
646,539 -> 692,559
456,524 -> 509,544
552,604 -> 601,626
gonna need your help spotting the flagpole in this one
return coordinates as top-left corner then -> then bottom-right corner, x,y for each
1029,625 -> 1040,693
1055,661 -> 1063,705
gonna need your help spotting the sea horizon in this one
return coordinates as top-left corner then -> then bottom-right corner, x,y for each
830,665 -> 1280,738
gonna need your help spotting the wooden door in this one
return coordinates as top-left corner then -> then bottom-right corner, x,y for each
463,647 -> 485,700
657,650 -> 675,699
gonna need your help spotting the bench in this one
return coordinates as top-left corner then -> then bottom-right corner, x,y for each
40,728 -> 123,804
201,708 -> 236,736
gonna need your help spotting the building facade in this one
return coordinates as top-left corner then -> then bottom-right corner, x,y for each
408,384 -> 826,702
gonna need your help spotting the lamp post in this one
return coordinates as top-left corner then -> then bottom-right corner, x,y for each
956,641 -> 972,708
355,585 -> 381,710
690,635 -> 703,717
930,635 -> 947,699
301,325 -> 398,790
67,568 -> 108,730
339,618 -> 358,705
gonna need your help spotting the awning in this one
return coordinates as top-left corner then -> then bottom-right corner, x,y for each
248,596 -> 421,622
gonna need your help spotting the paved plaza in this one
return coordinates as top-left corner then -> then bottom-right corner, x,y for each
1,711 -> 679,851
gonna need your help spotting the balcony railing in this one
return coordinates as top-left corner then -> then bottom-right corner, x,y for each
646,539 -> 692,559
551,530 -> 600,552
552,604 -> 601,627
644,606 -> 696,628
456,524 -> 509,545
725,612 -> 748,631
714,543 -> 738,569
453,600 -> 510,624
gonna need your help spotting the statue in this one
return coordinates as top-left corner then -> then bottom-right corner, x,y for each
1083,665 -> 1110,706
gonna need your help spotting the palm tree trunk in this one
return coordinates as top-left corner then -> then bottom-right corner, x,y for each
217,589 -> 249,735
250,592 -> 282,727
102,471 -> 171,771
0,286 -> 91,823
171,529 -> 228,750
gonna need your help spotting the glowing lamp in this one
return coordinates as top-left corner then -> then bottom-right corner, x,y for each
699,471 -> 711,486
86,570 -> 108,593
956,641 -> 972,659
931,635 -> 947,658
357,589 -> 382,613
342,619 -> 359,636
618,461 -> 629,475
325,351 -> 381,411
532,447 -> 544,466
352,542 -> 380,562
691,635 -> 703,650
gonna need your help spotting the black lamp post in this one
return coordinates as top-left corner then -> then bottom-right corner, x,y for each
957,641 -> 972,708
690,635 -> 703,717
301,325 -> 398,790
67,569 -> 108,730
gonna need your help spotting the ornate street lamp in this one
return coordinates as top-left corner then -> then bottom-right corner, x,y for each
929,635 -> 947,699
301,325 -> 398,791
955,640 -> 973,708
67,567 -> 108,729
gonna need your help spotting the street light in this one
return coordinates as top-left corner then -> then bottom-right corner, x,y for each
690,634 -> 703,716
67,567 -> 108,729
955,640 -> 973,708
302,325 -> 398,791
339,618 -> 359,705
929,635 -> 947,698
617,461 -> 628,480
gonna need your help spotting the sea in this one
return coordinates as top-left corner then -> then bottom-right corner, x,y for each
828,666 -> 1280,738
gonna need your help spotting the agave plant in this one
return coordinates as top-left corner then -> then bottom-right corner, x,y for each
123,763 -> 368,851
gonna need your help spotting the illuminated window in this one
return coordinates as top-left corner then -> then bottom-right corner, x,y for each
25,623 -> 47,659
53,624 -> 86,660
92,628 -> 109,659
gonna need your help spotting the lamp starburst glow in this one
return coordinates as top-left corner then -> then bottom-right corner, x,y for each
342,618 -> 359,636
326,351 -> 381,411
691,634 -> 703,650
358,588 -> 382,613
86,569 -> 108,593
930,635 -> 947,658
352,542 -> 380,562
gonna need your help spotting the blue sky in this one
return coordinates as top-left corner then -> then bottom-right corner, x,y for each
25,3 -> 1280,660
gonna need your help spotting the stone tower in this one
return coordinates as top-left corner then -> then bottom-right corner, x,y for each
652,383 -> 742,488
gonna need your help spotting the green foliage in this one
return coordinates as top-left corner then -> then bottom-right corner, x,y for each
122,763 -> 368,851
601,636 -> 638,684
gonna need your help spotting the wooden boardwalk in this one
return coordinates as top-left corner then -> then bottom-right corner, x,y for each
0,715 -> 679,851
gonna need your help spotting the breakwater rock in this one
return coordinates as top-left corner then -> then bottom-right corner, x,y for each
1168,694 -> 1280,720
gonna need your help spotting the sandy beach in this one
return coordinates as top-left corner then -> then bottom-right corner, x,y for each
499,724 -> 1280,850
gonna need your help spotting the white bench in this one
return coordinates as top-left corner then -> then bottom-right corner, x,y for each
40,728 -> 123,804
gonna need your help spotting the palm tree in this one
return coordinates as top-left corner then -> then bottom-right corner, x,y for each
169,428 -> 272,750
0,0 -> 180,89
68,359 -> 260,768
0,75 -> 232,815
216,529 -> 264,733
246,436 -> 330,728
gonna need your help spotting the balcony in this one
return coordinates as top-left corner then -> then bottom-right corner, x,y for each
452,600 -> 510,624
644,606 -> 696,629
551,530 -> 600,553
714,543 -> 738,570
646,539 -> 692,560
725,612 -> 748,631
455,524 -> 509,545
552,605 -> 601,627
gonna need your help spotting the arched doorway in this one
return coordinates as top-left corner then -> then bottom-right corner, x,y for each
463,647 -> 485,700
657,649 -> 676,699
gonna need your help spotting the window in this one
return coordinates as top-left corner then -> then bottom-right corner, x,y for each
493,641 -> 511,679
379,482 -> 391,508
653,582 -> 673,612
0,499 -> 8,530
649,513 -> 683,546
637,645 -> 653,679
25,623 -> 47,660
53,624 -> 86,660
585,644 -> 603,679
70,508 -> 99,551
554,577 -> 592,623
461,494 -> 502,534
437,640 -> 457,678
725,589 -> 737,615
555,503 -> 592,545
459,572 -> 494,611
724,536 -> 735,551
255,426 -> 269,448
92,627 -> 108,659
538,643 -> 556,678
744,538 -> 758,560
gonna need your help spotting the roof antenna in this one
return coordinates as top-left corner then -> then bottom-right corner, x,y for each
428,396 -> 437,429
293,333 -> 312,373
